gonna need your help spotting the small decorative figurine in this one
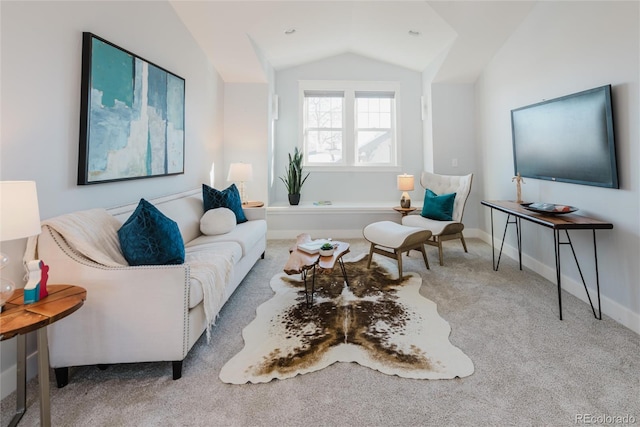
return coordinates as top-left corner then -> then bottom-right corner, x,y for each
512,173 -> 525,203
39,260 -> 49,300
24,260 -> 41,304
23,259 -> 48,304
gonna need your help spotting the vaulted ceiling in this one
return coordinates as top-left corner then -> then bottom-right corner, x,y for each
170,1 -> 536,83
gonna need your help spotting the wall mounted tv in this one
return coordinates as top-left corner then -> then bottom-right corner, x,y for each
511,85 -> 618,188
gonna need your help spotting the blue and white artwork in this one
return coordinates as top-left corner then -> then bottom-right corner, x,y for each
79,33 -> 185,184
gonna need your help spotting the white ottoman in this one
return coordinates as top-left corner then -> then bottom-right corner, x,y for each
362,221 -> 432,279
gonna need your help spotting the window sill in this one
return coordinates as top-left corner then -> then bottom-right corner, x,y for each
267,200 -> 423,214
303,165 -> 402,173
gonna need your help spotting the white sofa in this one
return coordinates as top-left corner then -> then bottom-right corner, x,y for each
36,189 -> 267,386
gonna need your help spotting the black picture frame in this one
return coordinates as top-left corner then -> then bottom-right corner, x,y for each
78,32 -> 185,185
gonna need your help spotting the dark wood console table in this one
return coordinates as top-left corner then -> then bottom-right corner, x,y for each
481,200 -> 613,320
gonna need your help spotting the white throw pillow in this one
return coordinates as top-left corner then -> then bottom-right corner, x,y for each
200,208 -> 236,235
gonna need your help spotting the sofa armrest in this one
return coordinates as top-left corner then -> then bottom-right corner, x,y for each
39,227 -> 193,367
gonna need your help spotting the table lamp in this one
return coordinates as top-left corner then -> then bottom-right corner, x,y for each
397,174 -> 414,208
227,163 -> 253,204
0,181 -> 42,311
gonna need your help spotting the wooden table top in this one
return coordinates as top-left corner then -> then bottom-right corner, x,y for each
0,285 -> 87,340
481,200 -> 613,230
284,234 -> 350,275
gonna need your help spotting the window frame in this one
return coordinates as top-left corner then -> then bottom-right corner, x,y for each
299,80 -> 401,172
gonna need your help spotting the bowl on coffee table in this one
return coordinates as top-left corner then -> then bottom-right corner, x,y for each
319,243 -> 335,256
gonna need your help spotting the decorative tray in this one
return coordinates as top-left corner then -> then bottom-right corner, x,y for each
521,202 -> 578,215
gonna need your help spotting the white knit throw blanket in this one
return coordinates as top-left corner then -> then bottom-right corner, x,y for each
24,208 -> 128,267
24,208 -> 235,341
186,245 -> 235,341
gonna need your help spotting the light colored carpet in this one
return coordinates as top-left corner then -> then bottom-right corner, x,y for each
220,254 -> 473,384
1,238 -> 639,426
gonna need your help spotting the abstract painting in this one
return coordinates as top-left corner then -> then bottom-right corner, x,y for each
78,32 -> 185,185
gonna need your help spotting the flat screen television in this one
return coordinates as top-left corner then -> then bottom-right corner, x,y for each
511,85 -> 618,188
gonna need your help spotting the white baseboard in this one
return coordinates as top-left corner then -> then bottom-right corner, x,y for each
267,229 -> 367,240
0,343 -> 39,400
475,229 -> 640,335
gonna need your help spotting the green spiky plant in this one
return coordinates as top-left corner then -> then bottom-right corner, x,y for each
279,147 -> 310,196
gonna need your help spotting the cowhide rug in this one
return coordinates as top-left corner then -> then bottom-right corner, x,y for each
219,254 -> 474,384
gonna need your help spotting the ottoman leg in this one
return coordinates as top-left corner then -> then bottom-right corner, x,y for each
396,250 -> 403,279
420,244 -> 430,270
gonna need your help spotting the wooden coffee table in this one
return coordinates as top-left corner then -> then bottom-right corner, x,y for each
284,234 -> 350,306
1,284 -> 86,427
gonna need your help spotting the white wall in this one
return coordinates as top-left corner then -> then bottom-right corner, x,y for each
431,83 -> 478,229
273,53 -> 424,205
223,83 -> 269,203
475,1 -> 639,331
0,0 -> 224,398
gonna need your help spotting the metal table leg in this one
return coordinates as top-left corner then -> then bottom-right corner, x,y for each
8,334 -> 26,427
495,214 -> 521,271
338,258 -> 349,287
554,229 -> 563,320
555,229 -> 602,320
37,327 -> 51,427
302,266 -> 317,307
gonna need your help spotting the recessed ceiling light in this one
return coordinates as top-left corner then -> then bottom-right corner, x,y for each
408,30 -> 421,36
285,28 -> 296,35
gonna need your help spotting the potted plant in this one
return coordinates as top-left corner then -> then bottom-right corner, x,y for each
279,147 -> 309,205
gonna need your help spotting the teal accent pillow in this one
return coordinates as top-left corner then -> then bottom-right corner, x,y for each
202,183 -> 247,224
118,199 -> 185,266
421,189 -> 456,221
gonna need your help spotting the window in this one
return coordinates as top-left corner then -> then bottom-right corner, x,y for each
304,90 -> 344,164
355,91 -> 394,165
301,81 -> 399,169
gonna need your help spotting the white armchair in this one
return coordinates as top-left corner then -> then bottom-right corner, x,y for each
402,172 -> 473,265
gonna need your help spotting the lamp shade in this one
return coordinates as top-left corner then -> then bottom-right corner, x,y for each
397,174 -> 414,192
0,181 -> 42,241
227,163 -> 253,182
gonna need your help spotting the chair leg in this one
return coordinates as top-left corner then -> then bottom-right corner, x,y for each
437,239 -> 444,266
460,234 -> 468,253
420,244 -> 430,270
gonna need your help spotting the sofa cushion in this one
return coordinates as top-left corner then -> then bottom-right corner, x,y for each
202,184 -> 247,224
200,208 -> 236,236
118,199 -> 185,266
187,219 -> 267,257
402,214 -> 456,236
421,189 -> 456,221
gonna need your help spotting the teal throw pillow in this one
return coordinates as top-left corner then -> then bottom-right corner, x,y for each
421,189 -> 456,221
118,199 -> 185,266
202,183 -> 247,224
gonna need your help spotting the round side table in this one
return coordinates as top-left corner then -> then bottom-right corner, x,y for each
393,206 -> 417,217
1,284 -> 86,427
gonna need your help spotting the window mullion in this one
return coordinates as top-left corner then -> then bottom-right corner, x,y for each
345,90 -> 355,166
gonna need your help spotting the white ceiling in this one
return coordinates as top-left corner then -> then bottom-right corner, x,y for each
170,1 -> 536,83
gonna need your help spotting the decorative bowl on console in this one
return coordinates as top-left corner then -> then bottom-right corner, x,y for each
521,202 -> 578,215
